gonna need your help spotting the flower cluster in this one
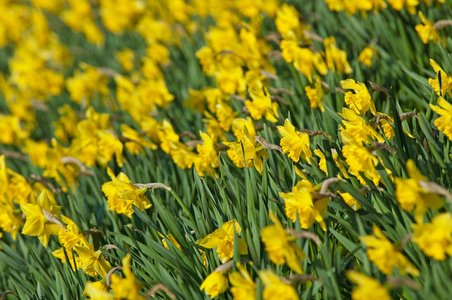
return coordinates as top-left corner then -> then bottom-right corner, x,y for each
0,0 -> 451,299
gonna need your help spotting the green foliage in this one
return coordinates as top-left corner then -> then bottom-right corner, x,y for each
1,0 -> 452,299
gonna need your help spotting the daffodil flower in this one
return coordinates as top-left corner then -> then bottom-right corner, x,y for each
197,220 -> 248,263
21,190 -> 62,247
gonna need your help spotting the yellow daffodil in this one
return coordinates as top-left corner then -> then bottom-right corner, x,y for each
116,49 -> 135,72
295,48 -> 328,82
83,280 -> 112,299
261,211 -> 306,274
66,63 -> 110,104
412,213 -> 452,260
216,100 -> 237,131
246,81 -> 279,123
110,254 -> 145,300
0,201 -> 23,240
279,180 -> 328,231
53,247 -> 79,271
159,233 -> 182,251
169,141 -> 198,170
347,271 -> 391,300
225,133 -> 269,173
197,220 -> 248,263
63,0 -> 105,45
305,80 -> 324,111
338,192 -> 362,211
339,108 -> 384,144
229,263 -> 256,300
231,117 -> 256,141
340,79 -> 377,115
157,120 -> 180,154
58,215 -> 89,250
428,59 -> 452,97
194,131 -> 220,177
388,0 -> 419,13
73,244 -> 112,277
97,130 -> 124,167
21,190 -> 62,247
121,124 -> 157,155
358,46 -> 377,67
314,149 -> 349,178
196,46 -> 217,76
200,270 -> 228,298
415,11 -> 441,44
324,37 -> 352,74
325,0 -> 386,14
430,97 -> 452,141
99,0 -> 143,34
277,118 -> 313,163
53,105 -> 80,143
275,4 -> 300,38
361,226 -> 419,276
102,168 -> 152,218
341,132 -> 380,186
0,115 -> 29,145
259,270 -> 299,300
395,159 -> 443,222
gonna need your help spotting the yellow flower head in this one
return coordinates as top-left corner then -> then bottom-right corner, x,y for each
194,131 -> 220,177
428,60 -> 452,97
121,124 -> 157,155
58,215 -> 90,251
196,46 -> 217,76
21,190 -> 61,247
314,149 -> 349,178
231,117 -> 256,141
0,200 -> 23,240
225,133 -> 269,173
246,82 -> 279,123
97,130 -> 124,167
66,63 -> 110,104
229,263 -> 256,300
430,97 -> 452,141
110,254 -> 145,300
412,212 -> 452,260
0,115 -> 29,145
415,11 -> 441,44
279,180 -> 328,231
387,0 -> 419,14
259,270 -> 299,300
102,168 -> 151,218
347,271 -> 391,300
395,159 -> 443,222
159,233 -> 182,251
275,4 -> 300,37
358,46 -> 377,67
361,226 -> 419,276
200,270 -> 228,298
83,280 -> 112,299
277,118 -> 313,163
115,49 -> 135,72
338,192 -> 362,211
341,132 -> 380,186
340,79 -> 377,115
261,211 -> 306,274
157,120 -> 180,154
305,80 -> 324,111
339,108 -> 384,144
73,244 -> 112,278
169,141 -> 198,170
324,37 -> 352,74
197,219 -> 248,263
